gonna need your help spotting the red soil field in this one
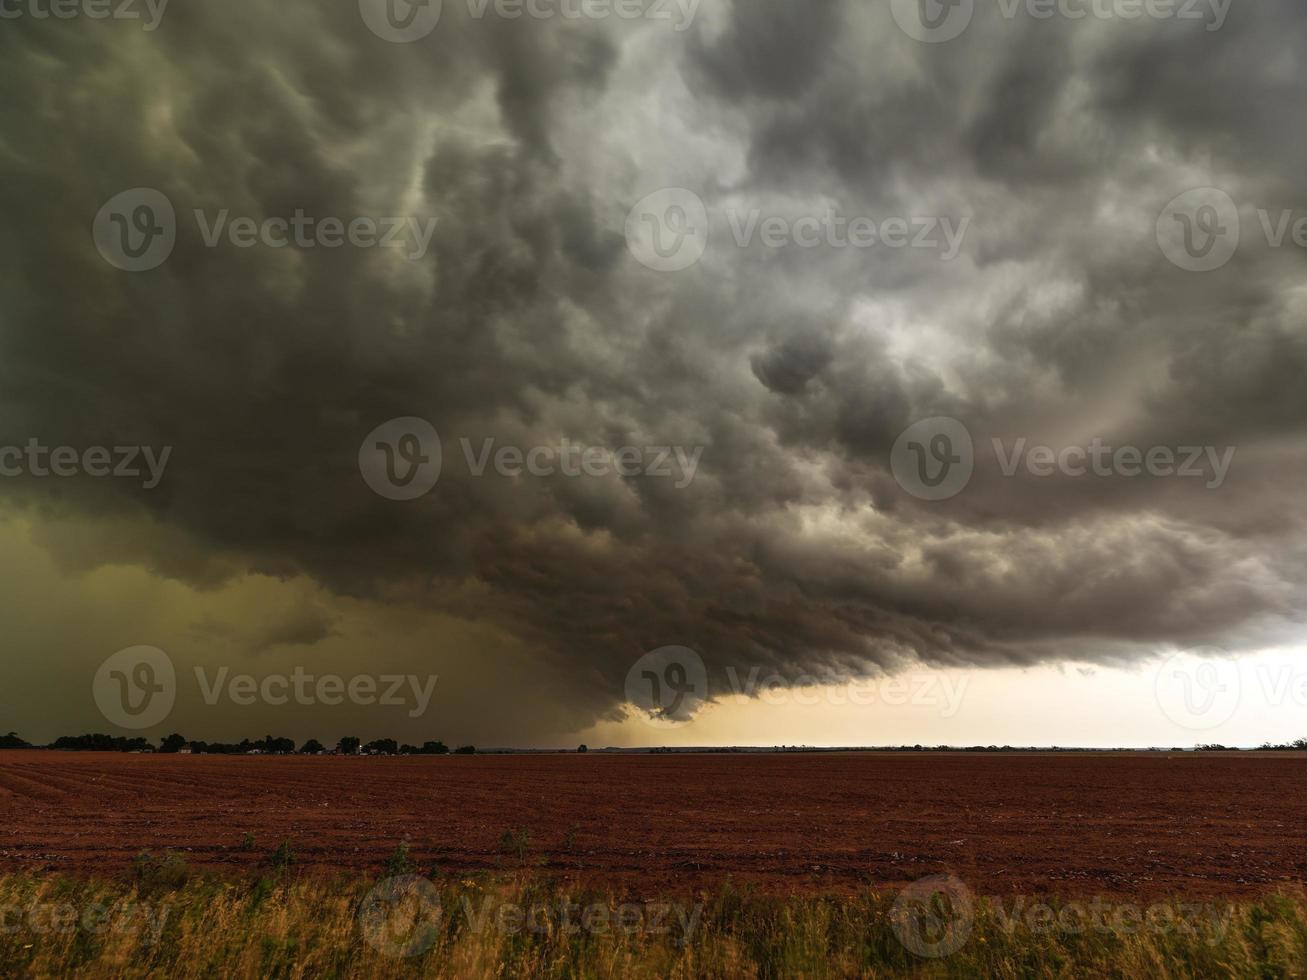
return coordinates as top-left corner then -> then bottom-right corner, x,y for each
0,750 -> 1304,899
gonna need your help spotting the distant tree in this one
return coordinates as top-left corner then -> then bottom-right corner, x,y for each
365,738 -> 399,755
421,740 -> 449,755
577,744 -> 588,753
0,732 -> 31,749
51,734 -> 151,752
337,737 -> 361,755
159,733 -> 188,753
453,745 -> 476,755
190,740 -> 243,754
300,739 -> 325,754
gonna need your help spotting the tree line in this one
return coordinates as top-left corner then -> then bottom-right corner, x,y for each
0,731 -> 476,755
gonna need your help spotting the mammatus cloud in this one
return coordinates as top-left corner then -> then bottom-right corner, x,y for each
1,1 -> 1305,740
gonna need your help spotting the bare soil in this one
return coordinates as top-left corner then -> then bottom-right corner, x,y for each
1,751 -> 1303,898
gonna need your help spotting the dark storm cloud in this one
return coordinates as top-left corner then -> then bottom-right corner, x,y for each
688,0 -> 842,99
2,0 -> 1307,736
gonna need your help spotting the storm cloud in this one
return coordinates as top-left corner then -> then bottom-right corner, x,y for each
1,0 -> 1305,741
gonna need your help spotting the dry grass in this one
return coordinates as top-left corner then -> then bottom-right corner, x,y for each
0,862 -> 1304,978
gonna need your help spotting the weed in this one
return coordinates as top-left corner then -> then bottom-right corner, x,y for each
498,828 -> 531,862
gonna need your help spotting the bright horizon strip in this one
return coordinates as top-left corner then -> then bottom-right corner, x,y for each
577,648 -> 1307,751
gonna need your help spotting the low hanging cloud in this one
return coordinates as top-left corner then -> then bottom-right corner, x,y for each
1,0 -> 1306,739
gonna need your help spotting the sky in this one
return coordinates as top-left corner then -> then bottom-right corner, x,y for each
1,0 -> 1305,749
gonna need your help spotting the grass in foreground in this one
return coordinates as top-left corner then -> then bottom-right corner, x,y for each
0,858 -> 1304,978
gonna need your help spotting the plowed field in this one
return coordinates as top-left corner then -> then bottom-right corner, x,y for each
1,751 -> 1303,898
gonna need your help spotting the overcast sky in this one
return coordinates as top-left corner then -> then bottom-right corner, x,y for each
1,0 -> 1305,747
